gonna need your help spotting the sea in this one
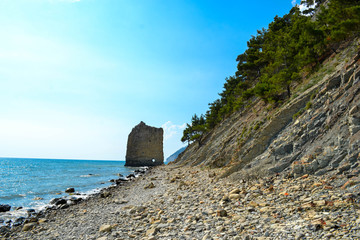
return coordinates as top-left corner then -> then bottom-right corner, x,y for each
0,157 -> 138,224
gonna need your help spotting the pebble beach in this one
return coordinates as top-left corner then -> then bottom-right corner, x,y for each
2,165 -> 360,240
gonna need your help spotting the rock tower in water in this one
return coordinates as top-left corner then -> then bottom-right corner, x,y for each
125,121 -> 164,167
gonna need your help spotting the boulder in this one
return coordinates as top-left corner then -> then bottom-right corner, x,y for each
22,222 -> 37,231
65,187 -> 75,193
50,198 -> 67,206
0,204 -> 11,212
26,209 -> 36,216
13,217 -> 26,227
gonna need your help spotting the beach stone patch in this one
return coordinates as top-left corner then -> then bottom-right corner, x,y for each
5,165 -> 360,239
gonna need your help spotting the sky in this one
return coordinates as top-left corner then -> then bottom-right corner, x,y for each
0,0 -> 299,160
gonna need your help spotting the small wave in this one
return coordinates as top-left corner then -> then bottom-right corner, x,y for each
0,201 -> 49,226
80,174 -> 100,178
82,188 -> 102,195
0,194 -> 26,200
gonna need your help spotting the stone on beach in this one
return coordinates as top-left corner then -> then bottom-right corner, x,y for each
96,237 -> 107,240
0,204 -> 11,212
229,193 -> 241,199
65,188 -> 75,193
50,198 -> 67,205
144,182 -> 155,189
146,227 -> 159,236
22,223 -> 37,232
99,224 -> 113,233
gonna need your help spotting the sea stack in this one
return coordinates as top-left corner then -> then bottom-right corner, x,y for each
125,121 -> 164,167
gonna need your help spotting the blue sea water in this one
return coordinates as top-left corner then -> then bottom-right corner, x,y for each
0,158 -> 137,222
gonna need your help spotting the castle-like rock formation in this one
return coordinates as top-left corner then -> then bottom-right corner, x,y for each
125,121 -> 164,167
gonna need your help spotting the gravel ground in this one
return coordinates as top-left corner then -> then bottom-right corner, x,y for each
2,165 -> 360,240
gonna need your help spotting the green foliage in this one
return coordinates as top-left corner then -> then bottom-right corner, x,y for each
205,99 -> 223,129
253,121 -> 264,131
317,0 -> 360,43
293,108 -> 306,120
181,114 -> 207,145
183,0 -> 360,139
305,101 -> 313,110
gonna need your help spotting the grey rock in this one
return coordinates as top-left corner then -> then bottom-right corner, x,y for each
0,226 -> 10,235
317,155 -> 332,168
65,187 -> 75,193
22,222 -> 37,231
50,198 -> 67,205
338,164 -> 351,174
274,143 -> 293,156
331,152 -> 347,168
125,121 -> 164,167
0,204 -> 11,212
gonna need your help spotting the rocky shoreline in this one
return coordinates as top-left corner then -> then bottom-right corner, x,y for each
1,164 -> 359,239
0,167 -> 148,233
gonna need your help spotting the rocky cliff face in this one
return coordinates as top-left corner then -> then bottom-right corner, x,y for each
175,40 -> 360,179
125,121 -> 164,167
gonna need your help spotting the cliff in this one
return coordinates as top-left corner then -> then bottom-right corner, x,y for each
125,121 -> 164,167
165,147 -> 186,164
175,39 -> 360,179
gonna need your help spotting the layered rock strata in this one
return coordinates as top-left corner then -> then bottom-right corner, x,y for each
175,39 -> 360,179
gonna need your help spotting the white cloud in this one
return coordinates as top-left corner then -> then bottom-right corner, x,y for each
299,3 -> 313,12
162,121 -> 186,140
290,0 -> 314,14
161,121 -> 187,159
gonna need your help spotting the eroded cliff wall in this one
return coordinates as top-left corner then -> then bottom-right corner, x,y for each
175,40 -> 360,179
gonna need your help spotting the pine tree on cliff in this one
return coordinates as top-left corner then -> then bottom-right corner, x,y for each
181,114 -> 206,145
182,0 -> 360,140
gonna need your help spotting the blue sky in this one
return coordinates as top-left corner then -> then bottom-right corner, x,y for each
0,0 -> 298,160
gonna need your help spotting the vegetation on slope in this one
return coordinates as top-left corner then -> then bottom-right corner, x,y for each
182,0 -> 360,144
